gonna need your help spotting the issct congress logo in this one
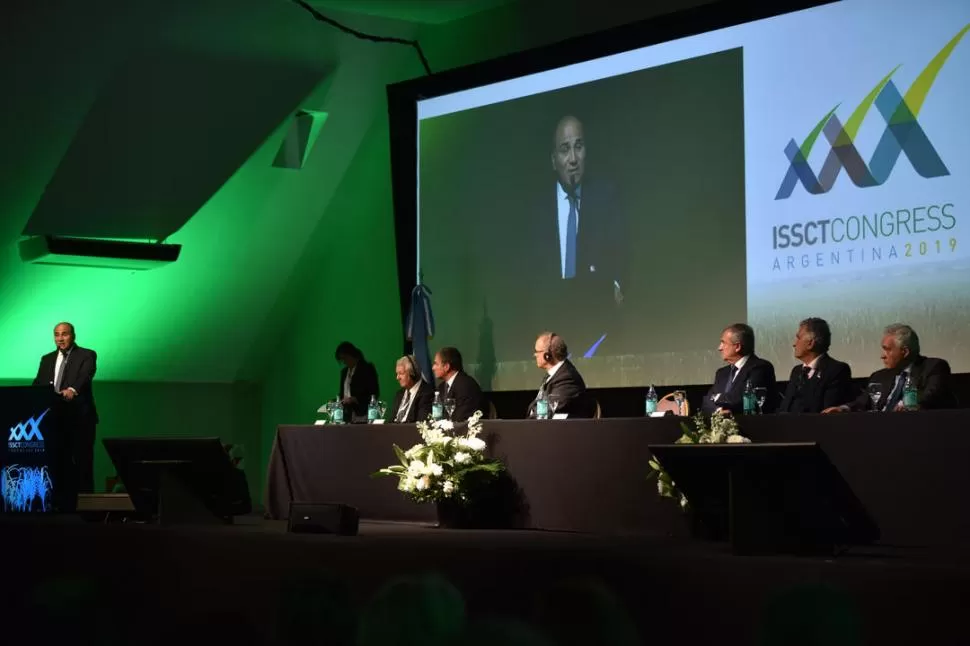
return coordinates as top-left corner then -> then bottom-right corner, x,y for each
775,23 -> 969,200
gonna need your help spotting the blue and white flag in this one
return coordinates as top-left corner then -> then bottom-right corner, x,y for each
406,283 -> 435,384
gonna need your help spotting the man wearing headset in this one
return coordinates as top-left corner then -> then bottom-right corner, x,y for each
527,331 -> 589,418
388,355 -> 435,423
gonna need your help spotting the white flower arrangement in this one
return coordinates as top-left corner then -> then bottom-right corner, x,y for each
648,412 -> 751,510
373,410 -> 504,503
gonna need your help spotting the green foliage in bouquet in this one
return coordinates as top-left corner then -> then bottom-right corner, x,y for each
647,412 -> 751,510
373,410 -> 504,503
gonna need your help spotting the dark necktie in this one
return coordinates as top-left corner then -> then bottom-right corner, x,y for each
54,352 -> 69,391
883,374 -> 906,412
799,365 -> 812,388
395,390 -> 411,423
564,194 -> 578,279
729,365 -> 739,387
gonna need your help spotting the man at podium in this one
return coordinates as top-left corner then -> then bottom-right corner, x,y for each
32,322 -> 99,493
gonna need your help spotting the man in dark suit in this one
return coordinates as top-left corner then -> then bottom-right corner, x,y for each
824,324 -> 955,413
335,341 -> 379,419
32,321 -> 98,494
529,115 -> 628,359
778,317 -> 853,414
702,323 -> 776,415
389,355 -> 435,423
527,332 -> 589,418
432,347 -> 486,423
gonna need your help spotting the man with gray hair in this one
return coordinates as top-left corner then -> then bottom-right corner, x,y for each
702,323 -> 777,415
824,324 -> 954,412
389,355 -> 434,423
778,317 -> 853,413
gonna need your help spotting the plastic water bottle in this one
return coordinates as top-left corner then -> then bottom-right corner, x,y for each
432,391 -> 444,421
367,395 -> 380,422
536,393 -> 549,420
743,380 -> 756,415
645,385 -> 658,415
902,374 -> 918,410
332,396 -> 344,424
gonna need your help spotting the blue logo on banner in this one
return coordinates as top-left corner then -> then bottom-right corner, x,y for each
8,408 -> 48,442
1,464 -> 54,512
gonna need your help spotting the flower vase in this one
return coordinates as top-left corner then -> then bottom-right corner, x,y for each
435,498 -> 470,529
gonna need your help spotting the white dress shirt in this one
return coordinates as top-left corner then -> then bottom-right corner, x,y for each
802,354 -> 824,379
397,381 -> 422,421
342,364 -> 356,399
728,354 -> 750,385
537,360 -> 565,397
54,349 -> 73,392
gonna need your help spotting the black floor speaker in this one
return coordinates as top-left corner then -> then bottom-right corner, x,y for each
287,502 -> 359,535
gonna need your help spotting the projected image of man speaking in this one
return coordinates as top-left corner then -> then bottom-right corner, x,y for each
547,115 -> 626,358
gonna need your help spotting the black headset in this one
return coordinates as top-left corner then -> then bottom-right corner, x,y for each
543,333 -> 562,364
404,355 -> 420,381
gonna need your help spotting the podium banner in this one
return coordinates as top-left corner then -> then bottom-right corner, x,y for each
1,386 -> 72,513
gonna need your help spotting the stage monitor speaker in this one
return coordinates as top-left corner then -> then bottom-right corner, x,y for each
287,502 -> 359,536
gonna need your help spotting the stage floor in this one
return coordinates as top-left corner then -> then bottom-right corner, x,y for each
3,515 -> 969,645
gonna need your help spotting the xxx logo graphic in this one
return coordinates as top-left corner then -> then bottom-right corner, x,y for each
776,23 -> 970,200
8,408 -> 48,442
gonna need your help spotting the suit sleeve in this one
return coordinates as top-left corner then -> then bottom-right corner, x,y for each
919,359 -> 953,409
847,389 -> 870,412
820,361 -> 852,410
32,356 -> 48,386
778,367 -> 799,413
719,363 -> 775,414
752,362 -> 778,414
413,387 -> 434,422
453,377 -> 485,422
701,368 -> 724,415
351,362 -> 380,416
547,375 -> 585,415
66,350 -> 97,395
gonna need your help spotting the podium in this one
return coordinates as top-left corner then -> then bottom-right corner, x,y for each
0,386 -> 77,514
649,442 -> 880,556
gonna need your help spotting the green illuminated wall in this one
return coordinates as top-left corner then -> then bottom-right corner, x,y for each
0,0 -> 415,497
0,0 -> 707,499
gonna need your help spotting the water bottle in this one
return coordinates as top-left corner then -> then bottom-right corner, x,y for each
432,391 -> 444,421
332,396 -> 345,424
902,374 -> 918,410
367,395 -> 380,422
645,385 -> 658,415
743,380 -> 756,415
536,393 -> 549,420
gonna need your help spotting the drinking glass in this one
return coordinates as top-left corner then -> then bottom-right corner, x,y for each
753,387 -> 767,415
867,383 -> 882,412
673,390 -> 686,416
444,397 -> 457,420
548,396 -> 560,417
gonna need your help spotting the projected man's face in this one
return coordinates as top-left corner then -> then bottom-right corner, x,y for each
880,334 -> 910,370
718,330 -> 741,363
552,117 -> 585,190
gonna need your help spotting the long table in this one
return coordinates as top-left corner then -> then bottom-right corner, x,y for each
263,410 -> 970,547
